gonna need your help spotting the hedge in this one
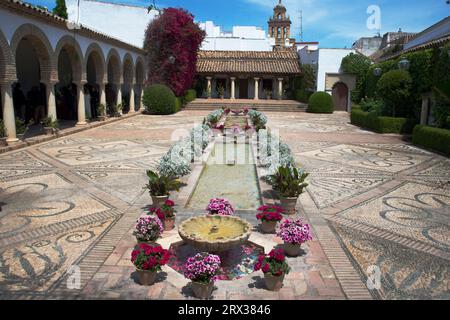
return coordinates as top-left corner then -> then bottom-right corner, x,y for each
307,92 -> 334,113
142,84 -> 177,115
412,125 -> 450,156
184,89 -> 197,103
351,108 -> 416,133
294,89 -> 311,103
175,97 -> 183,112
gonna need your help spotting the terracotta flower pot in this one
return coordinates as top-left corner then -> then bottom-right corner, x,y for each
151,195 -> 169,208
264,273 -> 285,291
283,243 -> 302,257
280,197 -> 298,215
163,216 -> 176,231
136,269 -> 157,286
0,137 -> 7,147
191,281 -> 215,300
260,220 -> 277,233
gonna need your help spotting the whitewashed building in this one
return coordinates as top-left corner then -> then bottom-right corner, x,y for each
199,21 -> 275,52
0,0 -> 146,142
298,44 -> 356,111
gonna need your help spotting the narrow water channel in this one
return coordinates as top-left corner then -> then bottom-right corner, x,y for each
187,137 -> 262,211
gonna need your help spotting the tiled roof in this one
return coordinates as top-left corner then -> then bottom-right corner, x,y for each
378,34 -> 450,62
1,0 -> 144,53
197,50 -> 302,75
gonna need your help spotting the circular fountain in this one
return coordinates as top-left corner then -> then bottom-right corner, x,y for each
178,215 -> 252,252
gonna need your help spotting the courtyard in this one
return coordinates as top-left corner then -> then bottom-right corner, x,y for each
0,110 -> 448,300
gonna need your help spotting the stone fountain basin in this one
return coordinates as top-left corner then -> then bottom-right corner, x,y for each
178,215 -> 252,252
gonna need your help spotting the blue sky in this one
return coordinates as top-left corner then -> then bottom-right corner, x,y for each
26,0 -> 450,47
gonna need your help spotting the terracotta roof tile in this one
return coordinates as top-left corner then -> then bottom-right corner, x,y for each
197,50 -> 301,75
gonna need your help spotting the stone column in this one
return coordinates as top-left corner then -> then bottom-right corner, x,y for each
129,84 -> 136,113
206,77 -> 212,99
116,83 -> 123,114
76,81 -> 87,126
230,77 -> 236,100
138,85 -> 144,111
254,78 -> 259,100
46,82 -> 57,121
420,94 -> 430,125
1,83 -> 18,142
100,83 -> 107,108
278,78 -> 284,100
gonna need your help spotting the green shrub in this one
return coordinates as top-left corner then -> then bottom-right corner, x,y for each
175,97 -> 182,112
413,125 -> 450,156
307,92 -> 334,113
351,108 -> 415,133
184,89 -> 197,103
142,84 -> 177,115
360,97 -> 383,113
294,89 -> 311,103
377,70 -> 412,118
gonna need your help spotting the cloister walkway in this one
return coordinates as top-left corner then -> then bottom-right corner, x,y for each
0,110 -> 448,300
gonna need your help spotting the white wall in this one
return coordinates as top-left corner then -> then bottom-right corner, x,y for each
66,0 -> 157,49
0,7 -> 143,68
316,49 -> 355,92
199,21 -> 275,51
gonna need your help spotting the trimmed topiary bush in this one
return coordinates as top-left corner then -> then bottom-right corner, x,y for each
307,92 -> 334,113
175,97 -> 183,112
413,125 -> 450,156
184,89 -> 197,103
377,69 -> 412,117
142,84 -> 177,115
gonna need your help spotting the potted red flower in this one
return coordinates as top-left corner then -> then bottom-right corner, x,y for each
277,219 -> 312,257
184,252 -> 221,299
256,205 -> 283,233
150,199 -> 177,231
131,243 -> 170,286
254,248 -> 290,291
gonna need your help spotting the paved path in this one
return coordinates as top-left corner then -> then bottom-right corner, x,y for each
0,111 -> 448,300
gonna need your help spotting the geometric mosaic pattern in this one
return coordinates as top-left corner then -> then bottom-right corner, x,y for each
266,112 -> 450,299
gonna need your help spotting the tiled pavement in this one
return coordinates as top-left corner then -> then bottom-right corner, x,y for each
0,110 -> 448,300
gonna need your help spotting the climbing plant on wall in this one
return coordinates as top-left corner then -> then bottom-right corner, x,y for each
144,8 -> 205,97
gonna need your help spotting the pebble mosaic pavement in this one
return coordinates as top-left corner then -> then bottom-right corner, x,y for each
0,110 -> 448,300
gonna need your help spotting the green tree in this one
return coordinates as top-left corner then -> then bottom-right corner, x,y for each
53,0 -> 68,19
341,53 -> 372,102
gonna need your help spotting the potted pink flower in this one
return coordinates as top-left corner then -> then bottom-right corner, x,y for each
206,198 -> 234,216
131,243 -> 170,286
184,252 -> 221,299
150,199 -> 177,231
277,219 -> 312,257
254,248 -> 290,291
256,205 -> 284,233
133,215 -> 164,245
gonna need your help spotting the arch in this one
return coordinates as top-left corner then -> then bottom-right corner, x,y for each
122,53 -> 134,84
135,57 -> 145,85
0,29 -> 16,84
106,48 -> 121,84
53,35 -> 84,84
10,23 -> 55,83
332,82 -> 349,111
84,42 -> 106,84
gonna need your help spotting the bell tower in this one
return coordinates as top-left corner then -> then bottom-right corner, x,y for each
268,0 -> 292,47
